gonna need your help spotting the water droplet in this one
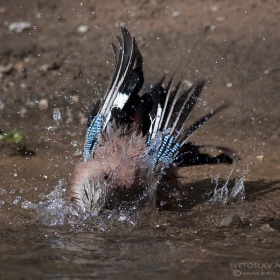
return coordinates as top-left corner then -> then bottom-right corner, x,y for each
71,140 -> 78,147
74,149 -> 82,156
13,196 -> 21,205
53,110 -> 61,122
21,200 -> 37,210
0,188 -> 6,195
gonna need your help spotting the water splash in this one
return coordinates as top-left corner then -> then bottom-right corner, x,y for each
37,179 -> 87,226
208,163 -> 251,204
230,164 -> 250,200
36,177 -> 158,228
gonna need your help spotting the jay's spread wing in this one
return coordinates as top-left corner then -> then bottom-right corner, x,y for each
84,27 -> 234,167
146,78 -> 235,168
84,27 -> 145,162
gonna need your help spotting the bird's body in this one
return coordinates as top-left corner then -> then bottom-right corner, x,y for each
70,28 -> 233,212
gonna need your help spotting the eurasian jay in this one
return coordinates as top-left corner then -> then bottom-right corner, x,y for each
70,27 -> 233,213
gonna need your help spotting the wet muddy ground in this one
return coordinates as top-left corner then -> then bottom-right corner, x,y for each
0,0 -> 280,279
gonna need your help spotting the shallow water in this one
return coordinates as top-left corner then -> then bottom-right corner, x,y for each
1,151 -> 280,279
1,0 -> 280,277
1,206 -> 280,280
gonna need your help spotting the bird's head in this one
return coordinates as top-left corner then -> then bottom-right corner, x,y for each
70,160 -> 113,211
70,155 -> 140,211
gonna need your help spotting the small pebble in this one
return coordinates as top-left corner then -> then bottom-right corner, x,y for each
0,99 -> 5,110
0,7 -> 7,13
66,117 -> 73,123
216,16 -> 225,22
172,11 -> 179,17
77,25 -> 88,34
256,155 -> 264,161
226,83 -> 232,88
218,213 -> 241,228
72,95 -> 79,103
261,223 -> 274,231
38,99 -> 48,110
78,112 -> 87,124
40,64 -> 50,72
0,63 -> 13,74
19,107 -> 27,118
25,100 -> 36,108
210,6 -> 219,12
9,22 -> 32,33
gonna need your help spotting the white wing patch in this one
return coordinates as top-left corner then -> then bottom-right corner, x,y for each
113,92 -> 129,109
150,103 -> 163,139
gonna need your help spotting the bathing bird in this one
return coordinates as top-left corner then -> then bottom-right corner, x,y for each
70,27 -> 234,212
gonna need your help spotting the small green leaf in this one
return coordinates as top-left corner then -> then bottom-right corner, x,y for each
1,130 -> 23,143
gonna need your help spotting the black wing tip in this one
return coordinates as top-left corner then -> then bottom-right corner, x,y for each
176,143 -> 237,167
121,26 -> 129,34
193,79 -> 205,92
211,102 -> 232,116
120,26 -> 134,41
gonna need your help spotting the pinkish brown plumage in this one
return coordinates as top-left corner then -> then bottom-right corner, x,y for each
70,27 -> 234,212
71,126 -> 147,193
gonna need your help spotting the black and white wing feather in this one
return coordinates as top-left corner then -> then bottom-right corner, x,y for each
84,27 -> 144,162
84,27 -> 234,168
146,78 -> 234,168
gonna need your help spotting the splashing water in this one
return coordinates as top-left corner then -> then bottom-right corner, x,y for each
36,176 -> 158,228
208,163 -> 251,204
230,164 -> 250,200
37,179 -> 91,226
36,164 -> 250,227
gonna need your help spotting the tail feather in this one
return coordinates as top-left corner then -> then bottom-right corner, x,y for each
175,143 -> 234,167
135,92 -> 153,135
172,81 -> 204,139
158,76 -> 175,130
162,80 -> 182,131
